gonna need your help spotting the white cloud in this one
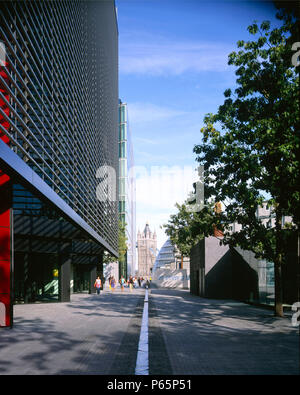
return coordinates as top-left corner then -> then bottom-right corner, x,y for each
134,137 -> 159,145
128,102 -> 187,124
120,35 -> 233,76
136,165 -> 198,208
134,164 -> 201,249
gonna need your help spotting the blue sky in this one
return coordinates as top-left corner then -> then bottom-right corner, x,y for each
116,0 -> 280,250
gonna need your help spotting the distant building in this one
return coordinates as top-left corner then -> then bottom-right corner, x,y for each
152,238 -> 190,289
230,201 -> 294,233
118,100 -> 136,278
137,223 -> 157,277
153,239 -> 175,271
153,238 -> 189,272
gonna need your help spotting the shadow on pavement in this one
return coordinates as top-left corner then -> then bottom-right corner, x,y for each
148,289 -> 299,375
0,290 -> 145,375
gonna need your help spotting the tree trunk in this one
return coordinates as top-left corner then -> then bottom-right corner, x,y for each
274,205 -> 284,317
274,253 -> 284,317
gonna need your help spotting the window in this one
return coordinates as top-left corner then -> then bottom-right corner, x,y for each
119,124 -> 126,141
119,178 -> 125,195
119,200 -> 125,213
119,159 -> 126,177
120,106 -> 126,123
119,142 -> 126,158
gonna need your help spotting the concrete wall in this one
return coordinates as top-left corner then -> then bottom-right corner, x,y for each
190,238 -> 259,301
152,268 -> 189,289
190,240 -> 204,296
230,247 -> 260,302
204,237 -> 233,298
190,233 -> 299,305
190,237 -> 232,298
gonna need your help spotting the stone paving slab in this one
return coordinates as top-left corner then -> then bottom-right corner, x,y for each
109,295 -> 145,375
0,288 -> 145,375
148,296 -> 173,375
149,289 -> 300,375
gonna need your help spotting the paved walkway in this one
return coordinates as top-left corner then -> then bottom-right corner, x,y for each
0,287 -> 299,375
149,289 -> 299,375
0,287 -> 145,375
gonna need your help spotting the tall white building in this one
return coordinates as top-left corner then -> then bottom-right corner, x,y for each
119,100 -> 136,277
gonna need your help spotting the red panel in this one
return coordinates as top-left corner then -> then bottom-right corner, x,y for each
0,173 -> 10,186
0,60 -> 11,327
0,261 -> 10,294
0,227 -> 10,261
0,209 -> 10,227
0,293 -> 10,327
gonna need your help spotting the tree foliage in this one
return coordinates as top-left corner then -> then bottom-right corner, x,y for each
193,10 -> 299,316
162,201 -> 216,257
118,220 -> 128,263
103,220 -> 128,264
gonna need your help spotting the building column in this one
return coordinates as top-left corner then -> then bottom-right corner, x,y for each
0,178 -> 13,327
97,250 -> 104,287
70,264 -> 74,295
59,243 -> 71,302
23,252 -> 30,304
89,266 -> 97,294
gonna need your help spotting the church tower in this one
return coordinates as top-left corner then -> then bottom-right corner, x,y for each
137,222 -> 157,277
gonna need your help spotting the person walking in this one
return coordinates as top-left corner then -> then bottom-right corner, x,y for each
94,276 -> 102,295
145,277 -> 150,289
111,276 -> 116,292
129,275 -> 134,292
120,275 -> 125,292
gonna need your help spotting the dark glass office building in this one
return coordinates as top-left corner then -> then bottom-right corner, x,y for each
0,0 -> 119,327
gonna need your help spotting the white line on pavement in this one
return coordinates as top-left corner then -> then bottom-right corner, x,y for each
135,288 -> 149,375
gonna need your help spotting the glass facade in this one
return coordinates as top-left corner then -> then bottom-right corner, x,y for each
12,183 -> 103,303
153,239 -> 175,272
0,1 -> 119,322
232,246 -> 275,306
14,251 -> 59,303
118,100 -> 136,277
0,0 -> 119,254
256,260 -> 275,305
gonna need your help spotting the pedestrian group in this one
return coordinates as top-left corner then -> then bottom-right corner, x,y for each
94,275 -> 151,295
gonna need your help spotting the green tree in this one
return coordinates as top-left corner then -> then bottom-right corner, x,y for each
103,221 -> 128,275
162,201 -> 216,257
118,220 -> 128,265
194,11 -> 299,317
